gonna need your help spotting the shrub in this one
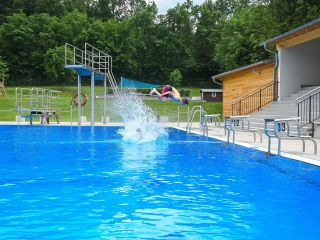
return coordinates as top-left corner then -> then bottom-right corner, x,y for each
180,89 -> 191,97
169,69 -> 182,87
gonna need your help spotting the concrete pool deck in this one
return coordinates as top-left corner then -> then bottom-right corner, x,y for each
1,121 -> 319,166
174,122 -> 320,166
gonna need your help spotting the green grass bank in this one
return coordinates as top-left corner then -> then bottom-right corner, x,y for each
0,86 -> 222,123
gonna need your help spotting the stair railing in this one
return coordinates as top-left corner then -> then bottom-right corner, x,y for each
84,43 -> 121,101
231,80 -> 278,116
296,86 -> 320,137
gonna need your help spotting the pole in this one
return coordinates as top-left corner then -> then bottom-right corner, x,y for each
103,75 -> 107,124
90,72 -> 95,126
259,89 -> 262,111
177,106 -> 180,127
309,96 -> 312,124
70,104 -> 73,126
77,74 -> 81,126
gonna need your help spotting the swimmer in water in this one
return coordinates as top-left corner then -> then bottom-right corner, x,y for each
150,85 -> 189,105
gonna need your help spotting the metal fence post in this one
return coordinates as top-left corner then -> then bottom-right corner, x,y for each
177,106 -> 180,127
259,89 -> 262,111
70,104 -> 73,126
309,95 -> 312,124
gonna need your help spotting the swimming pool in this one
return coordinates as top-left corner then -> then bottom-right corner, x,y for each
0,125 -> 320,239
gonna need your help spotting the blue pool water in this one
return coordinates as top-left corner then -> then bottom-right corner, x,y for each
0,125 -> 320,239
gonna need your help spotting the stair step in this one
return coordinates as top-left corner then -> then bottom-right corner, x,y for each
301,86 -> 320,90
254,110 -> 297,115
235,86 -> 320,136
260,106 -> 297,110
249,115 -> 298,119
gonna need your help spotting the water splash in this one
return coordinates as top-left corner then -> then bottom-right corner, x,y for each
117,91 -> 167,143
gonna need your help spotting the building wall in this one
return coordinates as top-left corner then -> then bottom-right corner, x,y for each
222,63 -> 274,117
279,38 -> 320,100
202,92 -> 223,102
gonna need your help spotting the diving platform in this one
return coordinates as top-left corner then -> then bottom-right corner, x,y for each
64,43 -> 120,126
16,87 -> 62,125
64,65 -> 105,80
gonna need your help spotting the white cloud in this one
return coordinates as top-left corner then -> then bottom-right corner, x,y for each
152,0 -> 206,14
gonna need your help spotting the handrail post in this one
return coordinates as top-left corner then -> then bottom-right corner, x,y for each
259,89 -> 262,111
309,95 -> 312,124
177,106 -> 180,127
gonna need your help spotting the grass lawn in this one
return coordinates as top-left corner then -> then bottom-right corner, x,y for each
0,86 -> 222,123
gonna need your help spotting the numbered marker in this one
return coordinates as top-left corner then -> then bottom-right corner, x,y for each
277,122 -> 286,132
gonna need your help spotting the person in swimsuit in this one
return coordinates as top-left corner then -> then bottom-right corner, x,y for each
150,85 -> 189,105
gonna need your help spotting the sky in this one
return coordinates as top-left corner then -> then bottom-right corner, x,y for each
153,0 -> 207,14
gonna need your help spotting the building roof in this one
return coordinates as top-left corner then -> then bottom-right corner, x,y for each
212,59 -> 274,79
201,89 -> 223,93
261,18 -> 320,47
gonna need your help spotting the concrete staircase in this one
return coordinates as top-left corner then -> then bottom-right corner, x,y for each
248,86 -> 320,137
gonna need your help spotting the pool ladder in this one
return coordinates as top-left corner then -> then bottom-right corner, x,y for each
186,106 -> 208,137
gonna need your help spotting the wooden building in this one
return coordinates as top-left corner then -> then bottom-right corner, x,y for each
263,18 -> 320,101
213,18 -> 320,117
200,89 -> 223,102
213,60 -> 275,117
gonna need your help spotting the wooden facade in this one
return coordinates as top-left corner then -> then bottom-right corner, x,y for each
266,20 -> 320,48
218,61 -> 275,117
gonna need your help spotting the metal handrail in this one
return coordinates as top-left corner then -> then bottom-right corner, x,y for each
83,43 -> 120,101
65,43 -> 123,122
186,106 -> 202,132
65,43 -> 85,66
186,105 -> 209,137
297,88 -> 320,137
16,87 -> 62,123
296,86 -> 320,103
84,43 -> 111,72
231,80 -> 278,116
231,81 -> 275,104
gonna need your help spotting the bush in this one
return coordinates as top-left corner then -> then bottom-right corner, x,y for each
169,69 -> 182,87
138,88 -> 153,94
180,88 -> 191,97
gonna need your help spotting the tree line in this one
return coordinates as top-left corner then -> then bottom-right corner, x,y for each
0,0 -> 319,87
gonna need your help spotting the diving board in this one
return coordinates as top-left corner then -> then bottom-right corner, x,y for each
64,43 -> 121,126
65,65 -> 105,80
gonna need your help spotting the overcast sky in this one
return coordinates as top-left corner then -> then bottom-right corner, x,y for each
153,0 -> 207,14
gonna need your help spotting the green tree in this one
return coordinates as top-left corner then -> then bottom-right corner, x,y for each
214,4 -> 278,71
263,0 -> 320,32
0,57 -> 9,81
44,46 -> 76,85
169,69 -> 182,87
